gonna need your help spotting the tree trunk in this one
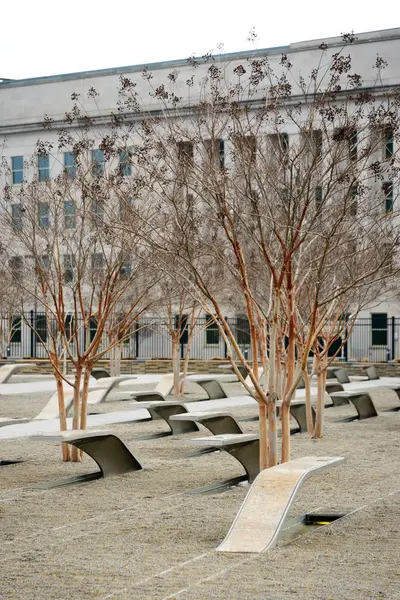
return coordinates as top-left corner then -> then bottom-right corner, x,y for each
55,373 -> 70,461
80,365 -> 92,432
71,364 -> 82,462
303,369 -> 314,436
314,358 -> 326,439
258,398 -> 268,470
267,399 -> 278,467
114,343 -> 122,377
280,401 -> 291,463
172,339 -> 181,396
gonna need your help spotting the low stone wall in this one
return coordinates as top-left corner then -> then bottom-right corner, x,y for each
1,359 -> 400,377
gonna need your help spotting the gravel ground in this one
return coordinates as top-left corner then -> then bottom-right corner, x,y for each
0,380 -> 399,599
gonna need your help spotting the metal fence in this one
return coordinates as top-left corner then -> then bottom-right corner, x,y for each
2,312 -> 400,362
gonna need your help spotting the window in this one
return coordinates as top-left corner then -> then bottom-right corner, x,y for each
64,152 -> 76,177
10,315 -> 22,344
9,256 -> 23,281
205,139 -> 225,169
312,130 -> 322,158
11,203 -> 24,230
119,198 -> 132,220
64,200 -> 76,229
384,127 -> 394,159
91,253 -> 104,273
349,130 -> 357,161
383,182 -> 393,213
92,199 -> 104,222
35,314 -> 47,343
38,202 -> 49,230
92,149 -> 105,176
315,186 -> 323,205
63,254 -> 75,283
206,315 -> 220,345
119,151 -> 132,177
236,317 -> 251,345
177,142 -> 194,167
175,314 -> 188,344
371,313 -> 387,346
89,317 -> 98,343
11,156 -> 23,184
38,154 -> 49,182
65,314 -> 75,341
349,186 -> 358,216
38,255 -> 50,272
120,261 -> 132,278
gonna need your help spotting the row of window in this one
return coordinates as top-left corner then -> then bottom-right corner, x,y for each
10,198 -> 131,230
9,254 -> 132,283
9,128 -> 395,184
10,150 -> 132,184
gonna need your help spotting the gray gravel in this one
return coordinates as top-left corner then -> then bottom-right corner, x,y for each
0,380 -> 399,599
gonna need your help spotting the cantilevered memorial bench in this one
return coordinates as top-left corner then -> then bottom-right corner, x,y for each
30,430 -> 143,487
216,455 -> 345,553
329,390 -> 378,419
170,411 -> 243,436
0,363 -> 37,384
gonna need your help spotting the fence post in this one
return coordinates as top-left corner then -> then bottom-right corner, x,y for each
344,328 -> 348,362
224,316 -> 228,359
135,322 -> 140,359
30,310 -> 35,359
392,316 -> 396,360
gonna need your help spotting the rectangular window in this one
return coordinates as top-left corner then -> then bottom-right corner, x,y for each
38,154 -> 50,182
349,186 -> 358,216
38,255 -> 50,272
119,198 -> 132,220
92,199 -> 104,222
63,254 -> 75,283
206,315 -> 220,345
64,152 -> 76,177
315,186 -> 323,204
92,149 -> 105,176
350,130 -> 357,161
89,317 -> 98,343
383,182 -> 393,213
11,203 -> 24,230
35,314 -> 47,343
120,261 -> 132,278
11,156 -> 23,184
236,317 -> 251,345
10,256 -> 23,281
385,127 -> 394,159
64,200 -> 76,229
205,139 -> 225,169
371,313 -> 387,346
119,151 -> 132,177
177,142 -> 194,167
38,202 -> 50,229
313,130 -> 322,158
10,315 -> 22,344
175,314 -> 188,344
91,253 -> 104,272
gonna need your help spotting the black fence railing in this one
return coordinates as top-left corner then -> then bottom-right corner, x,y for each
2,313 -> 400,362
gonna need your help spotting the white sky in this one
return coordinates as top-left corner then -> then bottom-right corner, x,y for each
1,0 -> 399,80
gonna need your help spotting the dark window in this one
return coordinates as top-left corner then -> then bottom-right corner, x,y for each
63,254 -> 75,283
38,255 -> 50,272
371,313 -> 387,346
350,130 -> 357,161
383,182 -> 393,213
175,314 -> 188,344
313,130 -> 322,158
11,156 -> 23,184
64,152 -> 76,178
178,141 -> 194,167
11,203 -> 24,230
349,186 -> 358,216
119,151 -> 132,177
91,253 -> 104,273
65,314 -> 75,341
64,201 -> 76,229
92,149 -> 105,176
119,198 -> 132,220
38,202 -> 50,229
236,317 -> 251,345
10,256 -> 23,281
385,127 -> 394,159
206,315 -> 220,345
38,154 -> 50,182
89,317 -> 98,343
315,186 -> 323,204
219,139 -> 225,169
10,315 -> 22,343
35,314 -> 47,343
92,199 -> 104,222
120,261 -> 132,278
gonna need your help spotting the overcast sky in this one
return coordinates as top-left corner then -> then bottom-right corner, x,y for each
1,1 -> 399,80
